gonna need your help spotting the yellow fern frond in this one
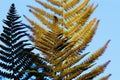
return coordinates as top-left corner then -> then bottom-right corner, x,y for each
78,61 -> 110,80
64,0 -> 90,19
24,0 -> 111,79
35,0 -> 62,14
24,15 -> 47,34
27,5 -> 54,20
58,63 -> 93,79
70,18 -> 97,42
65,4 -> 96,27
72,20 -> 99,53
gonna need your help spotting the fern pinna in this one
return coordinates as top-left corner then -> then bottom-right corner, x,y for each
24,0 -> 111,80
0,4 -> 34,79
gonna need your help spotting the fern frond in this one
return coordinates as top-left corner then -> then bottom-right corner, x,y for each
35,0 -> 62,14
64,0 -> 90,19
29,9 -> 62,33
58,63 -> 93,79
27,5 -> 54,20
24,15 -> 47,34
0,4 -> 34,79
71,20 -> 99,53
78,61 -> 111,80
25,0 -> 111,79
65,4 -> 97,28
69,18 -> 97,42
82,40 -> 110,65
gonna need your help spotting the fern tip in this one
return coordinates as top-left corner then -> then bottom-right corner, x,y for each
29,9 -> 32,12
23,15 -> 26,17
104,60 -> 111,67
107,39 -> 111,43
108,74 -> 112,77
98,20 -> 100,23
26,5 -> 30,7
35,0 -> 39,2
106,40 -> 111,46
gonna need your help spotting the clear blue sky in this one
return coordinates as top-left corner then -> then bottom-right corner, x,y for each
0,0 -> 119,80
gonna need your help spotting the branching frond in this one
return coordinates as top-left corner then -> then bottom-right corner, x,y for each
0,4 -> 34,79
24,0 -> 111,80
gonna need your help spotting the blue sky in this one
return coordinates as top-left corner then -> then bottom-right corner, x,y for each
0,0 -> 119,80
